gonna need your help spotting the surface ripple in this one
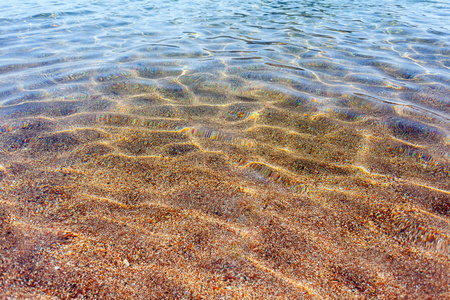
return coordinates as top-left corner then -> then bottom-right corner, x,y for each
0,0 -> 449,299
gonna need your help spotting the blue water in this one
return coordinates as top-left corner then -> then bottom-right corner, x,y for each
1,0 -> 449,118
0,1 -> 449,298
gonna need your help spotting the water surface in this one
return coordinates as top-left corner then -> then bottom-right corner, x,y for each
1,0 -> 449,298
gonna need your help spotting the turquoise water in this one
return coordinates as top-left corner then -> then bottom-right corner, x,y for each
1,0 -> 449,298
1,0 -> 449,120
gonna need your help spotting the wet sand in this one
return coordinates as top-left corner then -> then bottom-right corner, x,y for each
1,82 -> 449,299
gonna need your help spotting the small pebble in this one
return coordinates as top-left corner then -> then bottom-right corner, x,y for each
123,259 -> 130,267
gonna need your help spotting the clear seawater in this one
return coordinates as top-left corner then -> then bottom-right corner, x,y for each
0,0 -> 449,298
1,0 -> 449,119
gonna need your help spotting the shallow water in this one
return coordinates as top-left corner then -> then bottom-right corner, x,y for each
1,0 -> 449,299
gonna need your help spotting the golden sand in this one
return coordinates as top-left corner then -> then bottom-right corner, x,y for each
0,88 -> 449,299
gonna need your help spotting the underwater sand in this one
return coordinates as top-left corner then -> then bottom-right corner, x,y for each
1,89 -> 449,299
1,0 -> 450,299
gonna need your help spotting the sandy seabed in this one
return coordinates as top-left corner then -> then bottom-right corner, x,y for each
0,86 -> 449,299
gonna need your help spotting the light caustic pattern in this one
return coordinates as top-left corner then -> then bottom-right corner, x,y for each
246,162 -> 308,194
393,212 -> 449,255
0,120 -> 32,134
87,114 -> 257,147
227,154 -> 308,194
1,0 -> 450,298
394,145 -> 448,170
88,114 -> 186,131
386,119 -> 449,144
83,113 -> 310,194
187,127 -> 256,148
